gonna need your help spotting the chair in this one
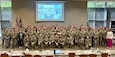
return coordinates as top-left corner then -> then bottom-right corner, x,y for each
46,56 -> 53,57
89,54 -> 97,57
69,53 -> 75,57
12,56 -> 20,57
1,53 -> 9,57
24,54 -> 32,57
101,53 -> 108,57
34,55 -> 41,57
79,54 -> 88,57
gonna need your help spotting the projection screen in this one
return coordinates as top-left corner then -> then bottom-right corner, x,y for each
35,1 -> 65,21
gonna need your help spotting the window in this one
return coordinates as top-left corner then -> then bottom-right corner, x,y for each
107,2 -> 115,8
88,21 -> 95,27
1,1 -> 12,21
111,21 -> 115,28
87,2 -> 95,8
0,1 -> 12,37
95,21 -> 104,28
95,8 -> 105,20
88,9 -> 95,20
95,2 -> 105,8
1,21 -> 11,29
88,1 -> 115,28
109,8 -> 115,20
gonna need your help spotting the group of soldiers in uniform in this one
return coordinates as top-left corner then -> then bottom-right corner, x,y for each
2,25 -> 108,49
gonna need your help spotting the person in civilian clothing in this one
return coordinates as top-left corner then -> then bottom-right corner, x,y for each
106,29 -> 113,49
17,31 -> 25,47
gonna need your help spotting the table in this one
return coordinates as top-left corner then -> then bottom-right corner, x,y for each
0,49 -> 115,57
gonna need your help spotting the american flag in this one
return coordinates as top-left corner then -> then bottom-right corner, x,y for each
19,18 -> 22,28
16,17 -> 19,27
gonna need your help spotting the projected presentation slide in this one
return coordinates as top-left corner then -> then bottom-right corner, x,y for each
36,2 -> 64,21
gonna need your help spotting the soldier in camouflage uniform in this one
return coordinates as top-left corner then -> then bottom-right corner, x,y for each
67,35 -> 74,48
54,35 -> 60,48
48,35 -> 53,48
35,28 -> 40,46
78,28 -> 85,49
30,35 -> 37,49
11,29 -> 18,48
49,35 -> 55,48
98,28 -> 103,47
4,29 -> 11,48
88,28 -> 94,47
43,35 -> 49,49
102,28 -> 107,46
85,36 -> 91,49
24,35 -> 30,48
2,29 -> 6,47
59,36 -> 65,48
38,34 -> 44,49
93,29 -> 100,48
74,28 -> 80,45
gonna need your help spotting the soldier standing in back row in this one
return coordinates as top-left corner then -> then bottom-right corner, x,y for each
93,29 -> 99,48
102,28 -> 107,46
79,28 -> 85,49
5,29 -> 11,48
74,28 -> 80,45
11,29 -> 18,48
2,29 -> 6,47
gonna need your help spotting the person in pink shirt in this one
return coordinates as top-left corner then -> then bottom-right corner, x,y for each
106,29 -> 113,49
